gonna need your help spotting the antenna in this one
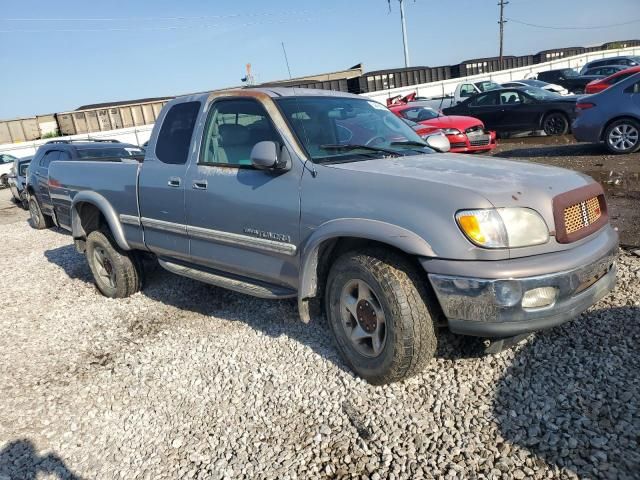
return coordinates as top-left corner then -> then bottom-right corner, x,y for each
498,0 -> 509,70
281,42 -> 293,79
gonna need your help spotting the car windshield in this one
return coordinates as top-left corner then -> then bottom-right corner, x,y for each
276,97 -> 432,163
476,81 -> 501,92
77,146 -> 144,158
399,106 -> 440,122
19,161 -> 31,175
520,87 -> 561,100
521,79 -> 548,88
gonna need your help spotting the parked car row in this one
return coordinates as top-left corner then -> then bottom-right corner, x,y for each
22,87 -> 618,385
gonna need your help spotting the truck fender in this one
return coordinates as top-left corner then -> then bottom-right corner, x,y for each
297,218 -> 436,321
70,191 -> 131,251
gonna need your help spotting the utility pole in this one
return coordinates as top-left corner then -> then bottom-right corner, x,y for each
399,0 -> 410,68
388,0 -> 411,68
498,0 -> 508,70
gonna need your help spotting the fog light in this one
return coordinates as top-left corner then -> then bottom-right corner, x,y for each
494,280 -> 523,307
522,287 -> 558,309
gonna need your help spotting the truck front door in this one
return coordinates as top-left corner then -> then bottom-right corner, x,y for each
184,97 -> 301,289
138,100 -> 202,260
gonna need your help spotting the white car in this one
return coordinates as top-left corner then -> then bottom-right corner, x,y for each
454,80 -> 502,104
502,79 -> 570,96
0,154 -> 18,187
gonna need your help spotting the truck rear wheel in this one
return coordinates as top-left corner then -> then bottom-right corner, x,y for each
86,230 -> 141,298
325,249 -> 437,385
28,196 -> 54,230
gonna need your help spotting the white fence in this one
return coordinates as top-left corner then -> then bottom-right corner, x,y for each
2,45 -> 640,158
361,45 -> 640,102
0,125 -> 154,158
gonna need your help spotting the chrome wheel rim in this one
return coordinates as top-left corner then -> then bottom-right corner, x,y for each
29,200 -> 40,227
340,279 -> 387,358
608,124 -> 639,152
93,247 -> 117,288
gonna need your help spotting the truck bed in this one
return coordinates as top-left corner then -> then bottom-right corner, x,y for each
48,158 -> 142,231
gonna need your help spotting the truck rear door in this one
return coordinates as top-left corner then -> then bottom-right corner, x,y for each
183,97 -> 301,289
34,149 -> 70,215
138,99 -> 202,260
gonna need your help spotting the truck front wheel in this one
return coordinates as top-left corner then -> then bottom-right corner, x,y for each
86,230 -> 141,298
325,249 -> 437,384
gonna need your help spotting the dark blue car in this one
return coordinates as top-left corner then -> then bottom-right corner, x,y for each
573,72 -> 640,154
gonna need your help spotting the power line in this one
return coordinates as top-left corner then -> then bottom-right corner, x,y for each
506,17 -> 640,30
0,16 -> 313,34
0,11 -> 314,22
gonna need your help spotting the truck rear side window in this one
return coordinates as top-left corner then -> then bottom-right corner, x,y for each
156,101 -> 200,165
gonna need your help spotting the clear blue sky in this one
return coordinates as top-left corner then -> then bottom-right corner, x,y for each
1,0 -> 638,119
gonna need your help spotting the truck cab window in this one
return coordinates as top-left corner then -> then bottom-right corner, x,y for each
200,99 -> 280,167
156,101 -> 200,165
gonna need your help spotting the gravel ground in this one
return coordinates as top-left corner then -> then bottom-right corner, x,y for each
0,185 -> 639,479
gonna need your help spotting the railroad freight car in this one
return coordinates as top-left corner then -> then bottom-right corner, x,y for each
55,100 -> 168,136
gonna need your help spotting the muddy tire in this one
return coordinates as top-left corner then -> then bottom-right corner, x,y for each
604,118 -> 640,154
86,230 -> 141,298
542,112 -> 569,136
325,249 -> 438,385
28,196 -> 53,230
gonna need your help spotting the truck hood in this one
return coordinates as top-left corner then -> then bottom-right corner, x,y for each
327,152 -> 593,213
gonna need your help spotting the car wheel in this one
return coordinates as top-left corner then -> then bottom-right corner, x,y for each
542,112 -> 569,136
28,196 -> 53,230
86,229 -> 141,298
0,175 -> 7,188
325,249 -> 438,385
604,119 -> 640,154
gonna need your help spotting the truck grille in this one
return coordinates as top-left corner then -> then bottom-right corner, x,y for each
564,197 -> 602,235
553,184 -> 608,243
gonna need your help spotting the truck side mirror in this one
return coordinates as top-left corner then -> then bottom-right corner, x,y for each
250,141 -> 281,170
251,141 -> 292,171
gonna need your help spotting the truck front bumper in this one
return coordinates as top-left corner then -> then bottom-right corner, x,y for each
422,226 -> 618,338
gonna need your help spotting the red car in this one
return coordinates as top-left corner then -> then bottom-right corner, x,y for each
585,66 -> 640,94
389,103 -> 496,153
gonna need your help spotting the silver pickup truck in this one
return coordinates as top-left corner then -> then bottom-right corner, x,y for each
39,88 -> 618,384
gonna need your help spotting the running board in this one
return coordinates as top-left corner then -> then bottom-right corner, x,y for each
158,259 -> 296,299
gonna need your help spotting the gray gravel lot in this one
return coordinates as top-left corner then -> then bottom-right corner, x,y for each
0,187 -> 639,480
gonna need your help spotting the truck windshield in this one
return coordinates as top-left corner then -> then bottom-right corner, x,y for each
275,97 -> 431,163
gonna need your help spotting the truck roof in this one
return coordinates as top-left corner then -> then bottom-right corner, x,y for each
179,87 -> 364,104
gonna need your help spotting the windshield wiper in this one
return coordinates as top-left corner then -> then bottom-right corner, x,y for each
319,144 -> 402,157
390,140 -> 429,147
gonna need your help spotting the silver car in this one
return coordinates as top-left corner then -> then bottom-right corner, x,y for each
573,72 -> 640,154
8,156 -> 32,207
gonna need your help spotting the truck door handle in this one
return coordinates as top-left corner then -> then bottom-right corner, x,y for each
168,177 -> 181,187
192,180 -> 208,190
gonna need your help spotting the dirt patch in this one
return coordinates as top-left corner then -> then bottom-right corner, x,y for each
494,137 -> 640,247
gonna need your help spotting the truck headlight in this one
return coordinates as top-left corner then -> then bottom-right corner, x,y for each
456,208 -> 549,248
